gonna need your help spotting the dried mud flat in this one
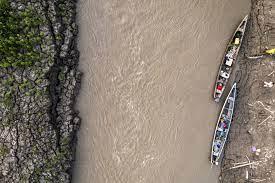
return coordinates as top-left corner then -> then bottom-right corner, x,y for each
220,0 -> 275,182
0,1 -> 80,182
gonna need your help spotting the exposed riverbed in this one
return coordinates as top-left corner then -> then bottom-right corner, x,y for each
74,0 -> 250,182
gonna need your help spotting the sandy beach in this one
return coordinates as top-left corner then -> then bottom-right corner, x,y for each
74,0 -> 250,182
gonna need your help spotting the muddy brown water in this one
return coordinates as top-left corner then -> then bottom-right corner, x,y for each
74,0 -> 250,182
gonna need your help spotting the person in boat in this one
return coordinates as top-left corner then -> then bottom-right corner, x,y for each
213,140 -> 222,155
225,56 -> 233,66
217,119 -> 227,137
213,156 -> 217,161
226,51 -> 234,59
216,83 -> 223,93
235,31 -> 242,39
218,75 -> 226,82
217,129 -> 225,138
220,70 -> 230,79
220,120 -> 227,129
222,114 -> 228,120
224,55 -> 233,66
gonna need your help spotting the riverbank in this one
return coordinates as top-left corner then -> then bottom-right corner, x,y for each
0,0 -> 80,182
220,0 -> 275,182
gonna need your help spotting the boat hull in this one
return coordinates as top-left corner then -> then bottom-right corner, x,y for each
211,83 -> 237,165
213,15 -> 248,102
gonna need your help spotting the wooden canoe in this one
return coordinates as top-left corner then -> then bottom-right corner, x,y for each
213,15 -> 248,102
211,83 -> 237,165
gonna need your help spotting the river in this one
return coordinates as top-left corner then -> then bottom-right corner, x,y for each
73,0 -> 250,182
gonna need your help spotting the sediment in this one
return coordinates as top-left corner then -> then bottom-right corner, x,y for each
0,0 -> 80,182
220,0 -> 275,182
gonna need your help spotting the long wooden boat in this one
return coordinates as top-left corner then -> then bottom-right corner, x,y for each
211,83 -> 237,165
213,15 -> 248,102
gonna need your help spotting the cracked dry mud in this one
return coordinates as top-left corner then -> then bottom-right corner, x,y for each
0,0 -> 80,182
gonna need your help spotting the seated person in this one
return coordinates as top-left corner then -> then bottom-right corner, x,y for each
216,83 -> 223,92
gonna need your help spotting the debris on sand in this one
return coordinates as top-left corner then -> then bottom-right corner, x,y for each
263,81 -> 274,88
219,0 -> 275,182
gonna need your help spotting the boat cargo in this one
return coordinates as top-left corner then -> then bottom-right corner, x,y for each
213,15 -> 248,102
211,83 -> 237,165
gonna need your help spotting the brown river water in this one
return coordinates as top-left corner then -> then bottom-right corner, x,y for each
74,0 -> 250,182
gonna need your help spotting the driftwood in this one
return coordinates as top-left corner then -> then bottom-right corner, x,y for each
268,71 -> 274,76
228,161 -> 261,170
256,101 -> 274,114
232,161 -> 250,166
245,169 -> 249,180
246,55 -> 264,59
250,178 -> 266,182
258,115 -> 272,126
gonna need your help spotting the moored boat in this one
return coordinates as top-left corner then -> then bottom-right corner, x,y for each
211,83 -> 237,165
214,15 -> 248,102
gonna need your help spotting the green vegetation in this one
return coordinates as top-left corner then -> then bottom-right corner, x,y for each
3,90 -> 13,107
19,80 -> 31,91
3,76 -> 14,85
0,0 -> 43,68
0,144 -> 9,157
58,71 -> 66,81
